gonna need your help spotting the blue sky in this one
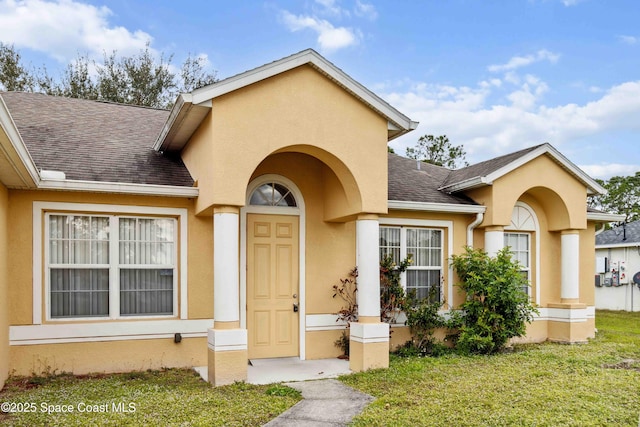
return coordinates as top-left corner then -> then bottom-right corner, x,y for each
1,0 -> 639,179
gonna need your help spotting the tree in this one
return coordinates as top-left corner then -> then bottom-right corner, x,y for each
588,172 -> 640,224
0,42 -> 35,91
406,134 -> 469,169
0,43 -> 217,108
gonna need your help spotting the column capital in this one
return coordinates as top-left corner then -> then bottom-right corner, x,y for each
561,229 -> 581,235
213,205 -> 241,214
357,213 -> 379,221
484,225 -> 505,232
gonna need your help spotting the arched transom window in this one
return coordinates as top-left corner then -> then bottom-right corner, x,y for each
249,182 -> 297,207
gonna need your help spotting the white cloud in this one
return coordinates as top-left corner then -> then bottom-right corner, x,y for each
354,0 -> 377,20
579,163 -> 640,180
385,77 -> 640,169
280,10 -> 359,52
562,0 -> 584,6
0,0 -> 153,62
488,49 -> 560,73
618,35 -> 638,45
314,0 -> 348,17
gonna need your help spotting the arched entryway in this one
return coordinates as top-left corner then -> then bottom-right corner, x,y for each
240,174 -> 306,359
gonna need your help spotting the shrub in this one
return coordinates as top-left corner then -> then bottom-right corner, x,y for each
332,268 -> 358,356
450,247 -> 538,354
403,287 -> 448,356
379,255 -> 411,324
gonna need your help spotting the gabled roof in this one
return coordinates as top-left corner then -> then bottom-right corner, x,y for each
153,49 -> 419,152
596,220 -> 640,247
439,143 -> 606,196
0,92 -> 195,190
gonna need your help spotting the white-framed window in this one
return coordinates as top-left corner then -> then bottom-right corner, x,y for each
379,226 -> 443,302
46,213 -> 176,319
504,232 -> 530,296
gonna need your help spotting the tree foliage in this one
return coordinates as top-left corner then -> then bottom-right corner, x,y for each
0,43 -> 35,91
449,247 -> 538,354
588,172 -> 640,224
406,134 -> 469,169
0,42 -> 217,108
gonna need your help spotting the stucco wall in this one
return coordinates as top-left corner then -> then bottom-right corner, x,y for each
468,155 -> 587,231
182,65 -> 390,219
6,190 -> 213,375
0,183 -> 9,388
8,190 -> 213,324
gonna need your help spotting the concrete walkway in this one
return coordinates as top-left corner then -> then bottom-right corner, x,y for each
194,357 -> 352,384
263,379 -> 373,427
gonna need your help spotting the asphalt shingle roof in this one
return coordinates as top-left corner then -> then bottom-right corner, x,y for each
442,144 -> 545,188
388,153 -> 477,205
1,92 -> 194,187
596,220 -> 640,245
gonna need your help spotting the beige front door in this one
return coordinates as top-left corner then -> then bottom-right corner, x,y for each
247,214 -> 299,359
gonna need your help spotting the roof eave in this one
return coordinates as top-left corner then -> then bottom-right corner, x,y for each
587,212 -> 626,222
153,94 -> 211,153
38,178 -> 199,198
0,95 -> 40,188
596,242 -> 640,249
438,176 -> 489,193
388,200 -> 486,214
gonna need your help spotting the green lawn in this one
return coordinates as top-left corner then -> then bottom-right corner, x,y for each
1,311 -> 638,426
0,369 -> 300,426
340,310 -> 640,427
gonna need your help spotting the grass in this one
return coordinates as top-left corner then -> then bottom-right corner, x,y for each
340,310 -> 640,427
0,368 -> 300,426
1,311 -> 638,426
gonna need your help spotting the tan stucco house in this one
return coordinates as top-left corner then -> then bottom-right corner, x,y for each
0,49 -> 617,388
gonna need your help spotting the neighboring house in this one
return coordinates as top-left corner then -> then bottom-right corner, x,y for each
595,220 -> 640,312
0,49 -> 619,388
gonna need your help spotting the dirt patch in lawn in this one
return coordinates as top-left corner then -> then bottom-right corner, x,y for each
603,359 -> 640,371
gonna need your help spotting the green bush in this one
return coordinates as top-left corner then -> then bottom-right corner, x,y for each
449,247 -> 538,354
403,288 -> 448,356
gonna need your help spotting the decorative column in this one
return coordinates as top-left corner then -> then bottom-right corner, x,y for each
350,214 -> 389,372
484,225 -> 504,257
548,229 -> 589,343
207,206 -> 247,386
560,230 -> 580,303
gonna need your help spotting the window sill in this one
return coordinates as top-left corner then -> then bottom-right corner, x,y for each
9,318 -> 213,345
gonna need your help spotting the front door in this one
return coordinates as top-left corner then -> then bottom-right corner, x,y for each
247,214 -> 299,359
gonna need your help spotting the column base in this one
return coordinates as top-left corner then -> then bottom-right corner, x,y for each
349,322 -> 389,372
546,304 -> 594,343
207,328 -> 248,386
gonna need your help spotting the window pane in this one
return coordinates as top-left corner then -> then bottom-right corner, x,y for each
49,215 -> 109,265
50,268 -> 109,318
379,227 -> 401,262
120,269 -> 174,316
119,218 -> 175,265
249,183 -> 296,207
407,270 -> 441,302
406,229 -> 441,267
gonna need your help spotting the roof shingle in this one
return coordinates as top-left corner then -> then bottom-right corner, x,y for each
1,92 -> 194,187
388,153 -> 477,205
